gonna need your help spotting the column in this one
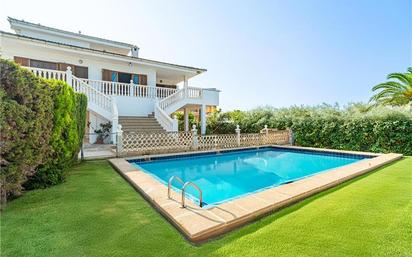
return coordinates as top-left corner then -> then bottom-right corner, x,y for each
66,66 -> 72,86
184,107 -> 189,132
183,76 -> 188,98
183,76 -> 188,88
129,80 -> 134,97
235,125 -> 241,147
200,104 -> 206,135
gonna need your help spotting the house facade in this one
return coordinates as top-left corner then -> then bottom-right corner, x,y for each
0,17 -> 219,143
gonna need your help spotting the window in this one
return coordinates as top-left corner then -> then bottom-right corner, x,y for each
118,72 -> 132,83
30,59 -> 58,70
102,69 -> 147,85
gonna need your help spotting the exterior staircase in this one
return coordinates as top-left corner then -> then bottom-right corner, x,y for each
119,116 -> 166,133
24,66 -> 218,136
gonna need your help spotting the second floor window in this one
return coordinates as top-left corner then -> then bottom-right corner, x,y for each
102,69 -> 147,85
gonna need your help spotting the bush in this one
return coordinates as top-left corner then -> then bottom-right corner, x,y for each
0,59 -> 87,203
25,80 -> 87,189
291,115 -> 412,155
0,60 -> 54,203
207,104 -> 412,155
75,94 -> 88,154
175,111 -> 198,131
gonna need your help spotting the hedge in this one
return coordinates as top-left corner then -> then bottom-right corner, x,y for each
207,105 -> 412,155
0,60 -> 54,203
25,81 -> 88,189
291,115 -> 412,155
0,59 -> 87,203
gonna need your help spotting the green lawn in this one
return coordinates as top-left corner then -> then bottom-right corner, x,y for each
1,158 -> 411,257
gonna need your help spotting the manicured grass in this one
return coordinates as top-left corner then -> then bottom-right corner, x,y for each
1,158 -> 411,257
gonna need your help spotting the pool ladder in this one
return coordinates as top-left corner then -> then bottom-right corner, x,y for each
168,176 -> 203,208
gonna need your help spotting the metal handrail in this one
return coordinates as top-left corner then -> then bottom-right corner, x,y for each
167,176 -> 184,199
181,181 -> 203,208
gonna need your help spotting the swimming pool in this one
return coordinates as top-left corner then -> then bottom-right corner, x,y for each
130,147 -> 371,206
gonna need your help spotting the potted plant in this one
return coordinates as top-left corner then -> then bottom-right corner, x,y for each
94,122 -> 112,144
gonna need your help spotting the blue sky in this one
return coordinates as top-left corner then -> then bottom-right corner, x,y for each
1,0 -> 411,110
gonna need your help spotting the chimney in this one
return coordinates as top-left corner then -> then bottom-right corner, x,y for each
130,46 -> 139,57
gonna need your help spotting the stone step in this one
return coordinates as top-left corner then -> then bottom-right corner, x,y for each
119,117 -> 158,119
120,121 -> 161,125
118,116 -> 166,133
121,124 -> 164,127
119,116 -> 154,120
120,120 -> 160,124
123,129 -> 165,133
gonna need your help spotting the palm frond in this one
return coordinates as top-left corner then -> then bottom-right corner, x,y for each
387,72 -> 412,86
372,81 -> 407,91
370,67 -> 412,107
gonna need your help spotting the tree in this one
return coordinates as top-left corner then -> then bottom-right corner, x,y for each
370,67 -> 412,106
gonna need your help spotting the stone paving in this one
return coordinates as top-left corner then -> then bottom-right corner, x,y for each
80,143 -> 117,160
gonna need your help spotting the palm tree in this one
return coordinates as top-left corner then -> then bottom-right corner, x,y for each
370,67 -> 412,106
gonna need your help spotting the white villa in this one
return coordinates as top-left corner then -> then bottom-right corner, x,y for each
0,17 -> 220,143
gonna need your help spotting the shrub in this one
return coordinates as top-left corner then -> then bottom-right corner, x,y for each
0,59 -> 87,203
94,121 -> 112,144
175,112 -> 198,131
75,94 -> 87,154
25,80 -> 87,189
0,60 -> 53,203
207,104 -> 412,155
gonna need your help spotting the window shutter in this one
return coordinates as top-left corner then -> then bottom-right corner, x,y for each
132,74 -> 139,84
14,56 -> 29,66
58,63 -> 74,71
102,69 -> 111,81
139,74 -> 147,85
111,71 -> 118,82
74,66 -> 88,79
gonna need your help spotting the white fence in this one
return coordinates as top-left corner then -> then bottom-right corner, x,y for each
27,67 -> 67,81
23,66 -> 202,100
81,79 -> 177,98
118,125 -> 292,156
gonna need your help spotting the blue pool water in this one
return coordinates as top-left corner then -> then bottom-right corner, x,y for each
130,148 -> 370,206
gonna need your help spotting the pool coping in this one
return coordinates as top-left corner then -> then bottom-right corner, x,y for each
108,145 -> 402,243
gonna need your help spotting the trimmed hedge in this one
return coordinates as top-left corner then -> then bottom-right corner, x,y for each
0,59 -> 87,203
207,105 -> 412,155
291,115 -> 412,155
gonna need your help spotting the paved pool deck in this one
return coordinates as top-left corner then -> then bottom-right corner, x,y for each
108,145 -> 402,243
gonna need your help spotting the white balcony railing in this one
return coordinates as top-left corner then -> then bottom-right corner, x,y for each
81,79 -> 177,99
24,66 -> 217,134
25,66 -> 120,143
23,67 -> 207,102
26,67 -> 67,81
158,87 -> 202,110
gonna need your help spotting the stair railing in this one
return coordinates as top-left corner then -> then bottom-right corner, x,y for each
25,66 -> 119,140
154,102 -> 178,132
